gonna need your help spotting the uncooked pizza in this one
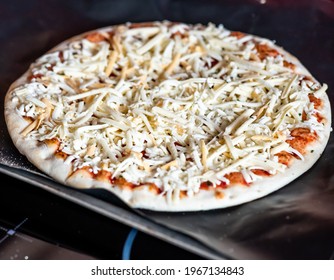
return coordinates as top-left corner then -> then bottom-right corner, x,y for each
4,21 -> 331,211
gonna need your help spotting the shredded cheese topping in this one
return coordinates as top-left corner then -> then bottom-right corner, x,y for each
12,21 -> 327,196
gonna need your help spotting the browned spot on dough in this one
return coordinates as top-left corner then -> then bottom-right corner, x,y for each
94,170 -> 112,184
70,166 -> 94,179
43,138 -> 61,151
149,183 -> 160,194
23,116 -> 34,123
215,190 -> 225,199
55,151 -> 68,160
179,190 -> 187,199
141,183 -> 161,194
113,177 -> 135,190
135,183 -> 161,194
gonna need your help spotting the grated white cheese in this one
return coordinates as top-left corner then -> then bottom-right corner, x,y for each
12,21 -> 327,195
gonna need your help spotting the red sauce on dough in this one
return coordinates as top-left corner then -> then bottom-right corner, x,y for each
230,31 -> 245,39
58,51 -> 64,63
171,30 -> 188,39
129,22 -> 155,29
200,168 -> 274,190
141,150 -> 149,159
113,177 -> 161,194
308,93 -> 325,122
29,73 -> 43,81
85,32 -> 106,43
255,44 -> 280,60
137,183 -> 161,194
302,110 -> 324,124
308,94 -> 323,109
94,170 -> 113,184
199,181 -> 213,190
283,60 -> 296,70
113,177 -> 135,189
205,58 -> 219,69
200,180 -> 228,190
225,172 -> 249,186
275,131 -> 317,165
251,169 -> 271,177
313,112 -> 325,123
287,127 -> 318,154
46,63 -> 55,71
216,181 -> 228,189
275,151 -> 294,166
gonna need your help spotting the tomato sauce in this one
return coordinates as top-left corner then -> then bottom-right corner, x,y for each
283,60 -> 296,70
230,31 -> 245,39
313,112 -> 324,123
200,171 -> 251,190
85,32 -> 106,43
112,177 -> 161,194
308,94 -> 323,109
276,151 -> 294,166
255,44 -> 280,60
29,73 -> 43,81
225,172 -> 249,186
251,169 -> 271,176
287,127 -> 317,154
129,22 -> 155,29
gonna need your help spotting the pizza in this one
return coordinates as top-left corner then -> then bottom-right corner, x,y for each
4,21 -> 331,211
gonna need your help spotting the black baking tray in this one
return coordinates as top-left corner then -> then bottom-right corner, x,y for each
1,0 -> 334,259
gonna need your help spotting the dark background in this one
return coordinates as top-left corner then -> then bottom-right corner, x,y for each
0,0 -> 334,259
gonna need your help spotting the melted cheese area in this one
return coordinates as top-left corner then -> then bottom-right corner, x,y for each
12,22 -> 327,195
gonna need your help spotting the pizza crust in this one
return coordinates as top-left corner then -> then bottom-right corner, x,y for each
4,22 -> 332,211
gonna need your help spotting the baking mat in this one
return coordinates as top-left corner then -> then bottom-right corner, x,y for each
1,0 -> 334,259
